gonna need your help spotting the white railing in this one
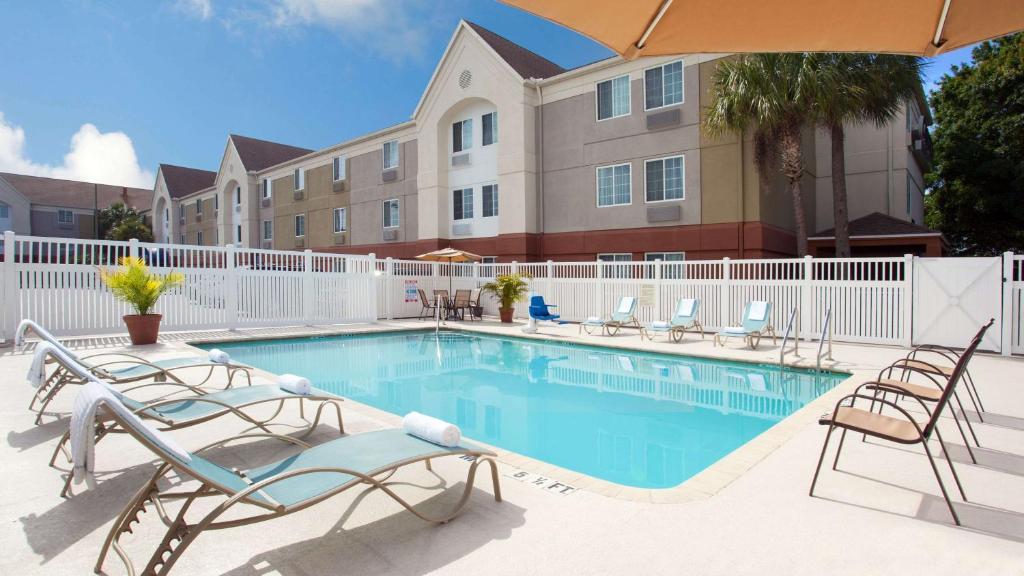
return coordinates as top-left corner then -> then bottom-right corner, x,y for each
0,232 -> 376,338
1010,255 -> 1024,355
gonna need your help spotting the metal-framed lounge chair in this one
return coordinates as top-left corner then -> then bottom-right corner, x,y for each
579,296 -> 640,336
80,381 -> 501,576
17,320 -> 252,424
713,301 -> 776,349
641,298 -> 703,342
809,320 -> 991,526
417,288 -> 438,320
45,352 -> 345,497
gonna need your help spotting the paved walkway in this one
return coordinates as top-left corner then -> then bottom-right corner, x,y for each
1,320 -> 1022,575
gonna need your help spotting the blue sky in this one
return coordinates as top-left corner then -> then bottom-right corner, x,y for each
0,0 -> 976,188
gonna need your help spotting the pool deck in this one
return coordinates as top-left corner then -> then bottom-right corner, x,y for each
2,318 -> 1023,575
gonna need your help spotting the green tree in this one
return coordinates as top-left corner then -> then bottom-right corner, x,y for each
98,201 -> 153,242
704,54 -> 821,256
927,33 -> 1024,255
814,54 -> 924,257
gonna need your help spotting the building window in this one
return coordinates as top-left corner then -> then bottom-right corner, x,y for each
197,231 -> 204,245
179,233 -> 185,244
293,168 -> 304,191
214,229 -> 218,245
164,207 -> 169,222
453,119 -> 473,153
598,253 -> 632,279
235,224 -> 242,244
196,199 -> 203,214
597,163 -> 631,207
645,155 -> 684,202
262,179 -> 271,199
234,186 -> 241,206
383,198 -> 400,228
213,194 -> 218,211
596,75 -> 630,120
179,204 -> 186,220
294,214 -> 305,237
644,60 -> 683,110
333,156 -> 346,181
57,209 -> 74,225
0,203 -> 9,219
333,207 -> 347,233
482,184 -> 499,217
383,140 -> 399,170
262,220 -> 273,241
453,188 -> 474,221
482,112 -> 497,146
645,252 -> 685,279
480,255 -> 497,276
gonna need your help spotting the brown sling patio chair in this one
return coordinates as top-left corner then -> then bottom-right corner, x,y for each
809,319 -> 992,526
452,289 -> 472,320
417,288 -> 438,320
84,381 -> 501,576
897,342 -> 987,422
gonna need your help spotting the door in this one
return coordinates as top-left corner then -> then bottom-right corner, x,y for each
913,257 -> 1002,351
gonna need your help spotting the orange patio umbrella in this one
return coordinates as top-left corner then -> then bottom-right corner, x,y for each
416,247 -> 483,299
499,0 -> 1024,58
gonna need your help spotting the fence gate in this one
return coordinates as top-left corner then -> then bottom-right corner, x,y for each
913,257 -> 1003,351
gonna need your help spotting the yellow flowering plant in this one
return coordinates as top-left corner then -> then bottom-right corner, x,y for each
99,256 -> 184,316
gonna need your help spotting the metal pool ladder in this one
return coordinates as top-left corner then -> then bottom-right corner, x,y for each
816,307 -> 834,371
779,307 -> 799,367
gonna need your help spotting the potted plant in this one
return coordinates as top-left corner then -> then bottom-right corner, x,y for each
99,256 -> 184,345
481,273 -> 530,323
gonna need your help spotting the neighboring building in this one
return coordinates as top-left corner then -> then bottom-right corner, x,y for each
152,20 -> 937,261
152,164 -> 216,245
809,212 -> 945,257
0,172 -> 152,239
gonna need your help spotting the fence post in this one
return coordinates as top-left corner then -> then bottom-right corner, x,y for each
721,257 -> 731,327
368,253 -> 378,322
654,259 -> 662,319
903,254 -> 914,347
224,243 -> 239,329
511,261 -> 519,318
303,249 -> 315,325
546,260 -> 554,299
801,255 -> 813,341
128,238 -> 140,260
597,261 -> 605,314
1002,251 -> 1014,356
385,257 -> 394,321
3,231 -> 17,343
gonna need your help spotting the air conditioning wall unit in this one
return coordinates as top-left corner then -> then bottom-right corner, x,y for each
293,190 -> 304,201
382,229 -> 398,241
194,214 -> 202,222
261,197 -> 272,208
294,237 -> 305,248
234,204 -> 241,213
452,222 -> 472,236
451,153 -> 471,167
261,240 -> 273,249
333,233 -> 347,245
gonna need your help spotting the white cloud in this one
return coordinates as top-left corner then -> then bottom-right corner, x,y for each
173,0 -> 213,21
0,112 -> 154,188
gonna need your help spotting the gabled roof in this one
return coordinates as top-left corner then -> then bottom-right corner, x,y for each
230,134 -> 313,172
813,212 -> 941,238
159,164 -> 217,199
465,21 -> 566,80
0,172 -> 153,211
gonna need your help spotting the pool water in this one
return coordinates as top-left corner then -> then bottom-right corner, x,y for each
200,331 -> 844,489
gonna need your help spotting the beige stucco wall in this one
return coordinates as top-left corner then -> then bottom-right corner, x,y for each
215,139 -> 257,247
181,192 -> 218,245
271,164 -> 350,250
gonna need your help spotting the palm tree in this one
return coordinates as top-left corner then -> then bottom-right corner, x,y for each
704,54 -> 821,256
814,54 -> 924,257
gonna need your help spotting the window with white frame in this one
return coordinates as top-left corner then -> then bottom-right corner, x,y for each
213,194 -> 218,211
197,231 -> 204,245
235,225 -> 242,244
57,209 -> 74,225
453,119 -> 473,153
482,112 -> 497,146
644,60 -> 683,110
196,199 -> 203,214
597,75 -> 630,120
262,220 -> 273,241
234,186 -> 241,206
333,207 -> 347,233
261,179 -> 271,199
598,253 -> 633,278
597,163 -> 631,207
333,156 -> 345,181
383,198 -> 400,228
294,214 -> 305,237
383,140 -> 399,170
0,203 -> 9,219
179,204 -> 185,220
645,252 -> 686,279
482,184 -> 499,217
293,168 -> 304,191
481,255 -> 497,276
645,155 -> 684,202
453,188 -> 473,220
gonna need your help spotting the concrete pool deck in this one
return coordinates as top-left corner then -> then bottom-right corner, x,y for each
1,319 -> 1023,575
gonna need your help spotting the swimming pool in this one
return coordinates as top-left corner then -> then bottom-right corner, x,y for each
199,331 -> 844,489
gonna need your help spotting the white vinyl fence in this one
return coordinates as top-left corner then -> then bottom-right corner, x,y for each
1,231 -> 1020,356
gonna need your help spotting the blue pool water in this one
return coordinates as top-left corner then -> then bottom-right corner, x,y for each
199,331 -> 844,489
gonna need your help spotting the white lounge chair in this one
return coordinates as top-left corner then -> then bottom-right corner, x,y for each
579,296 -> 640,336
641,298 -> 703,342
714,301 -> 776,349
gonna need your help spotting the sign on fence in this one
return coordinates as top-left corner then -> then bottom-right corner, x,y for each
404,280 -> 418,303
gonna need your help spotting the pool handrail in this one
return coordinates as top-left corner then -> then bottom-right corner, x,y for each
780,307 -> 800,367
816,307 -> 833,371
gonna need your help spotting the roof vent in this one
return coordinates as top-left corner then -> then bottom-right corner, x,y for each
458,69 -> 472,89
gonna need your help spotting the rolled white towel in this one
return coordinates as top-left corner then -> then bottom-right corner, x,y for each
28,342 -> 57,388
722,326 -> 747,334
278,373 -> 311,395
651,320 -> 671,329
403,411 -> 461,447
585,316 -> 603,324
208,348 -> 231,364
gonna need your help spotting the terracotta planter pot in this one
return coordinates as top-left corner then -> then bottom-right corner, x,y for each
498,307 -> 514,323
123,314 -> 162,345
